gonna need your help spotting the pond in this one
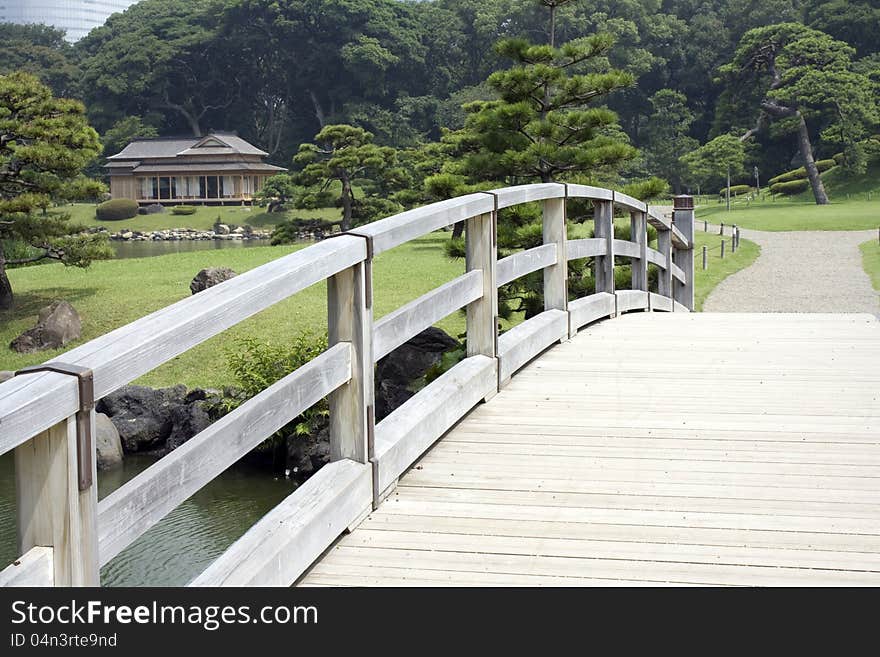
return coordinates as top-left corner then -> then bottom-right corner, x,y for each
0,453 -> 298,586
111,238 -> 274,260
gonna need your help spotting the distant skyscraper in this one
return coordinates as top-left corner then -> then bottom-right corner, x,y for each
0,1 -> 140,42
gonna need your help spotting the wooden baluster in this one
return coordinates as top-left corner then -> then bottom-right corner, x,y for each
466,212 -> 498,360
672,195 -> 695,311
631,210 -> 648,293
593,199 -> 615,304
542,197 -> 568,315
658,227 -> 672,300
15,415 -> 99,586
327,260 -> 373,464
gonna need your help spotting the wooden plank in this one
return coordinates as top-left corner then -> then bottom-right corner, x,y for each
490,183 -> 565,208
374,355 -> 496,494
569,292 -> 616,331
15,416 -> 99,586
0,547 -> 53,587
671,225 -> 690,249
657,229 -> 673,299
645,246 -> 667,269
565,184 -> 613,201
497,310 -> 569,382
374,271 -> 482,361
542,197 -> 568,313
671,262 -> 686,284
630,211 -> 648,291
466,214 -> 497,360
497,244 -> 557,287
328,263 -> 372,464
566,238 -> 606,261
354,194 -> 493,255
613,239 -> 641,259
0,235 -> 367,457
673,300 -> 690,313
649,293 -> 673,312
97,343 -> 352,565
612,191 -> 648,213
190,459 -> 371,587
616,290 -> 649,314
646,206 -> 671,230
593,200 -> 614,294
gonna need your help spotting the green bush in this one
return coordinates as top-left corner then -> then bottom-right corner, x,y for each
171,205 -> 197,215
768,160 -> 836,185
770,178 -> 810,196
95,199 -> 138,221
717,184 -> 753,197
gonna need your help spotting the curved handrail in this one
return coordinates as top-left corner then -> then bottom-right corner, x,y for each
0,184 -> 696,587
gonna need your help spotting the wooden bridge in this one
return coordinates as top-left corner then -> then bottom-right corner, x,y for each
1,185 -> 878,587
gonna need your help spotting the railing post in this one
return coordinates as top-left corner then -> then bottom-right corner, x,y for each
672,195 -> 695,311
466,212 -> 498,360
327,257 -> 373,464
658,227 -> 672,299
15,415 -> 99,586
594,199 -> 615,301
631,210 -> 648,293
542,195 -> 568,315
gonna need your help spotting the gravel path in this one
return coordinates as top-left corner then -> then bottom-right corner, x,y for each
703,226 -> 879,314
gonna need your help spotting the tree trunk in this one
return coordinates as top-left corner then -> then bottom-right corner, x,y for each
308,89 -> 326,128
452,221 -> 465,239
340,175 -> 353,232
0,243 -> 13,310
795,111 -> 829,205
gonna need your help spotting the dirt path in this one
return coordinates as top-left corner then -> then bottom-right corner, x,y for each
703,227 -> 879,314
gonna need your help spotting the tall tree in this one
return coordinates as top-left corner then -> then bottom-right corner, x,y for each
720,23 -> 878,204
294,125 -> 396,231
0,23 -> 80,98
0,73 -> 111,309
680,134 -> 747,202
640,90 -> 699,192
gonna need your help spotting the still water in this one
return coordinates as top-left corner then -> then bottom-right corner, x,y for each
111,238 -> 272,259
0,453 -> 297,586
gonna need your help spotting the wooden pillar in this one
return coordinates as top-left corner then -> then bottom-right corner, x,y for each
593,200 -> 615,297
672,195 -> 695,311
15,415 -> 99,586
327,260 -> 373,464
542,197 -> 568,314
630,210 -> 648,292
658,228 -> 672,300
466,212 -> 497,359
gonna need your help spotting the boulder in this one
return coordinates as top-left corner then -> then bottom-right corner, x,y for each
376,327 -> 459,386
144,204 -> 165,214
375,378 -> 414,422
190,267 -> 237,294
10,300 -> 82,354
0,371 -> 13,384
286,424 -> 330,478
97,385 -> 187,452
214,223 -> 231,235
95,413 -> 124,470
163,402 -> 212,453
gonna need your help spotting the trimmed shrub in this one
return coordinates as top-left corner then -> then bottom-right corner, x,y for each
768,160 -> 837,186
718,184 -> 753,197
815,158 -> 836,171
171,205 -> 197,215
96,199 -> 138,221
770,179 -> 810,196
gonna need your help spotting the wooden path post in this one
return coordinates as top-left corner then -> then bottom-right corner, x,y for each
673,195 -> 695,310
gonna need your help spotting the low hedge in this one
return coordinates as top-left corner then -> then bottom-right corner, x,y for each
718,184 -> 753,197
96,199 -> 139,221
171,205 -> 197,215
770,178 -> 810,196
768,160 -> 837,185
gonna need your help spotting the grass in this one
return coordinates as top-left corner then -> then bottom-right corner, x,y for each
860,239 -> 880,292
692,230 -> 760,311
58,202 -> 341,233
2,219 -> 759,387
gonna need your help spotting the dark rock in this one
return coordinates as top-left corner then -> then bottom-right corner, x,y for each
376,327 -> 459,386
164,402 -> 212,453
97,385 -> 187,452
10,300 -> 82,353
144,204 -> 165,214
286,424 -> 330,478
0,371 -> 13,384
375,379 -> 414,421
190,267 -> 237,294
95,413 -> 123,470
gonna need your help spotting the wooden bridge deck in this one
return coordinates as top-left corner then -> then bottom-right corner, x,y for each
300,312 -> 880,586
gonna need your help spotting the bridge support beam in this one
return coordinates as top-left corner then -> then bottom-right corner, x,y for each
672,195 -> 695,311
328,260 -> 374,464
593,199 -> 615,302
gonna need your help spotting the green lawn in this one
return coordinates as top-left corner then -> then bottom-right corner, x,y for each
860,239 -> 880,292
696,198 -> 880,231
59,202 -> 341,233
2,223 -> 757,387
692,230 -> 760,311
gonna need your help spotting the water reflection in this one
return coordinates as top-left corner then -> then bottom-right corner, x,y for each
111,238 -> 272,260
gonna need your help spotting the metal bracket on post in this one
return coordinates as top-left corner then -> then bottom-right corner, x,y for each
477,191 -> 499,249
326,230 -> 374,309
15,363 -> 95,491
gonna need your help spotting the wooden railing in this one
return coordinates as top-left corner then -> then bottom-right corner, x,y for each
0,185 -> 695,587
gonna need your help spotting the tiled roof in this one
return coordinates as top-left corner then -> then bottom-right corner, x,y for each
106,133 -> 269,160
127,162 -> 287,174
